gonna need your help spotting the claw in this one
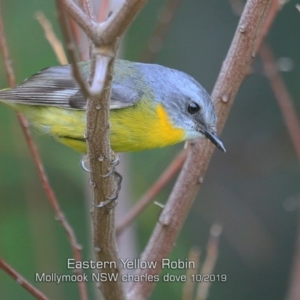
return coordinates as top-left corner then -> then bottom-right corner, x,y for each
111,154 -> 120,167
100,166 -> 114,178
95,171 -> 123,209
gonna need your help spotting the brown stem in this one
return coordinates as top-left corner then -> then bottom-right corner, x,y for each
56,0 -> 90,97
254,0 -> 282,53
0,6 -> 87,300
127,1 -> 274,299
79,0 -> 96,21
98,0 -> 148,46
182,247 -> 201,300
97,0 -> 110,22
0,257 -> 48,300
195,224 -> 222,300
35,11 -> 68,65
139,0 -> 182,63
259,43 -> 300,300
60,0 -> 97,41
61,1 -> 149,299
259,43 -> 300,160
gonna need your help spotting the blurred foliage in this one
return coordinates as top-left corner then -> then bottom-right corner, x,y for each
0,0 -> 300,300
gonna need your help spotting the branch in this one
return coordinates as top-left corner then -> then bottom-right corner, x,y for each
254,0 -> 282,53
127,1 -> 274,298
97,0 -> 110,22
0,257 -> 48,300
139,0 -> 182,62
259,43 -> 300,160
98,0 -> 148,46
195,224 -> 222,300
0,6 -> 87,300
63,0 -> 147,46
61,0 -> 96,41
79,0 -> 96,21
56,0 -> 90,97
35,11 -> 68,65
259,43 -> 300,300
182,247 -> 201,300
60,1 -> 148,299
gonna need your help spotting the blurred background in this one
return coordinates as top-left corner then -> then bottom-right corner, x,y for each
0,0 -> 300,299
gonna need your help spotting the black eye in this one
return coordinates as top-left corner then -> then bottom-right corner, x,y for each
187,102 -> 200,114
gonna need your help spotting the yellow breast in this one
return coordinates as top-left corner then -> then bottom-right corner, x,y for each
109,100 -> 185,152
14,99 -> 185,153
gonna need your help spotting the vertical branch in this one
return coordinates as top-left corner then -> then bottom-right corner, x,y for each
127,1 -> 274,299
98,0 -> 110,22
60,1 -> 148,299
182,247 -> 201,300
195,224 -> 222,300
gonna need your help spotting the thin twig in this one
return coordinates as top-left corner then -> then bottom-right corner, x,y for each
127,1 -> 274,299
35,11 -> 68,65
259,44 -> 300,300
139,0 -> 182,62
254,0 -> 282,53
195,224 -> 222,300
182,247 -> 201,300
259,43 -> 300,160
0,7 -> 87,300
97,0 -> 110,22
61,0 -> 96,41
97,0 -> 148,46
116,149 -> 188,235
56,0 -> 90,97
0,257 -> 48,300
79,0 -> 96,21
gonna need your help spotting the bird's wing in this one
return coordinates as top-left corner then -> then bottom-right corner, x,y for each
0,63 -> 144,110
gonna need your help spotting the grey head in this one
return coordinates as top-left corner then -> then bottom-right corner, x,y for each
135,62 -> 226,152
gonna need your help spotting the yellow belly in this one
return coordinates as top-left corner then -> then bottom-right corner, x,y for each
16,99 -> 185,153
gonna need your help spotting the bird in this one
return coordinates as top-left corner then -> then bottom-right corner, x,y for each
0,59 -> 225,153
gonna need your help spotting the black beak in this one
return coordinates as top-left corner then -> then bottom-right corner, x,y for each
204,130 -> 226,152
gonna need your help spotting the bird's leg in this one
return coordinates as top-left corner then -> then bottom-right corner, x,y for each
96,153 -> 122,209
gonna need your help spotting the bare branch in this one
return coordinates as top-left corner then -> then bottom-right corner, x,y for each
127,1 -> 274,298
61,0 -> 97,41
0,7 -> 87,300
182,247 -> 201,300
35,11 -> 68,65
0,257 -> 48,300
99,0 -> 148,45
60,0 -> 149,299
254,0 -> 282,53
259,44 -> 300,300
79,0 -> 96,21
56,0 -> 90,97
139,0 -> 182,62
97,0 -> 110,22
195,224 -> 222,300
230,0 -> 283,54
259,43 -> 300,161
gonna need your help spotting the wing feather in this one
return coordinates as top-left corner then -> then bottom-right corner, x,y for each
0,61 -> 144,110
